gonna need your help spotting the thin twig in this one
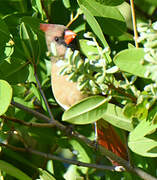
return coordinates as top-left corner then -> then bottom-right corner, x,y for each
11,100 -> 65,130
130,0 -> 139,48
40,0 -> 51,22
107,83 -> 137,103
0,142 -> 116,172
1,115 -> 56,128
11,100 -> 50,123
126,0 -> 151,19
66,11 -> 80,28
34,72 -> 55,123
133,168 -> 157,180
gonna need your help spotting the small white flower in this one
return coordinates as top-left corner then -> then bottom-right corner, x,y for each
146,29 -> 151,33
144,54 -> 155,62
114,166 -> 125,172
137,26 -> 148,32
50,42 -> 57,56
87,41 -> 97,46
144,47 -> 151,53
144,84 -> 151,91
73,50 -> 79,57
83,32 -> 92,38
144,70 -> 150,78
102,47 -> 110,53
56,60 -> 65,67
146,103 -> 150,109
85,58 -> 89,63
65,48 -> 72,59
153,22 -> 157,30
106,66 -> 119,74
94,59 -> 106,67
88,51 -> 97,56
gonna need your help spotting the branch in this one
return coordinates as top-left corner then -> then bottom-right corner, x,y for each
34,72 -> 55,123
11,100 -> 157,180
11,100 -> 65,131
40,0 -> 51,22
11,100 -> 50,123
133,168 -> 157,180
0,142 -> 116,172
126,0 -> 151,20
66,11 -> 80,28
107,83 -> 137,103
1,115 -> 56,128
130,0 -> 139,48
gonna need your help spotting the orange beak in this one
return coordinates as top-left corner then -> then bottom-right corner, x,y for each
64,30 -> 77,45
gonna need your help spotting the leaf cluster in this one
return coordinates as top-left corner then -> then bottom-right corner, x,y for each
0,0 -> 157,180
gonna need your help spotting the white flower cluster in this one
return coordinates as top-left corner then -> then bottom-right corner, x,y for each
137,21 -> 157,108
58,32 -> 119,95
138,22 -> 157,81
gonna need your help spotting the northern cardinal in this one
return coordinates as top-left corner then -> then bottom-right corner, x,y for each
40,24 -> 128,165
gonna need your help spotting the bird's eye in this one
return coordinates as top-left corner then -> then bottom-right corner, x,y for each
55,37 -> 59,42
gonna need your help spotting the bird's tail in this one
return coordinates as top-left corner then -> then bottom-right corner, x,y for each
96,119 -> 128,165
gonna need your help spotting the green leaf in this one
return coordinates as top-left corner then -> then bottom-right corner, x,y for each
0,19 -> 13,61
39,168 -> 56,180
64,165 -> 81,180
62,0 -> 71,9
12,85 -> 26,97
3,148 -> 37,170
69,139 -> 93,173
78,4 -> 109,48
78,0 -> 126,36
144,0 -> 157,5
30,83 -> 47,111
19,22 -> 40,64
123,103 -> 136,118
0,19 -> 10,44
123,102 -> 148,120
20,17 -> 41,32
19,17 -> 46,60
0,80 -> 12,115
32,0 -> 44,19
79,39 -> 99,60
95,0 -> 124,6
114,48 -> 149,78
0,57 -> 29,84
128,120 -> 157,157
4,40 -> 14,61
62,96 -> 107,124
0,160 -> 31,180
102,103 -> 133,131
13,97 -> 34,109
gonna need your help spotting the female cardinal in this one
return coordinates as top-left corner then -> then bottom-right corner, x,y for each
40,24 -> 128,165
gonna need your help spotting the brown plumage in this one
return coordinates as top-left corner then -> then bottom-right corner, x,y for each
40,23 -> 128,165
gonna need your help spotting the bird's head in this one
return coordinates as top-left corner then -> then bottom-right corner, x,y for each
40,24 -> 77,58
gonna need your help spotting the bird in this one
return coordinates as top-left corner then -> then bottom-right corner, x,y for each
40,23 -> 128,165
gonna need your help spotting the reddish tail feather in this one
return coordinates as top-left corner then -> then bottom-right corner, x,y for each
97,120 -> 128,166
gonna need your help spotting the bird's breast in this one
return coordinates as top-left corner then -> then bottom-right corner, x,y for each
51,62 -> 88,110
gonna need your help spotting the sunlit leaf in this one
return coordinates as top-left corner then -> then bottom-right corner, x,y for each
102,103 -> 133,131
0,160 -> 31,180
39,168 -> 56,180
19,22 -> 40,64
114,48 -> 149,78
0,80 -> 12,116
78,4 -> 109,48
78,0 -> 126,36
62,96 -> 107,124
0,57 -> 29,84
128,120 -> 157,157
